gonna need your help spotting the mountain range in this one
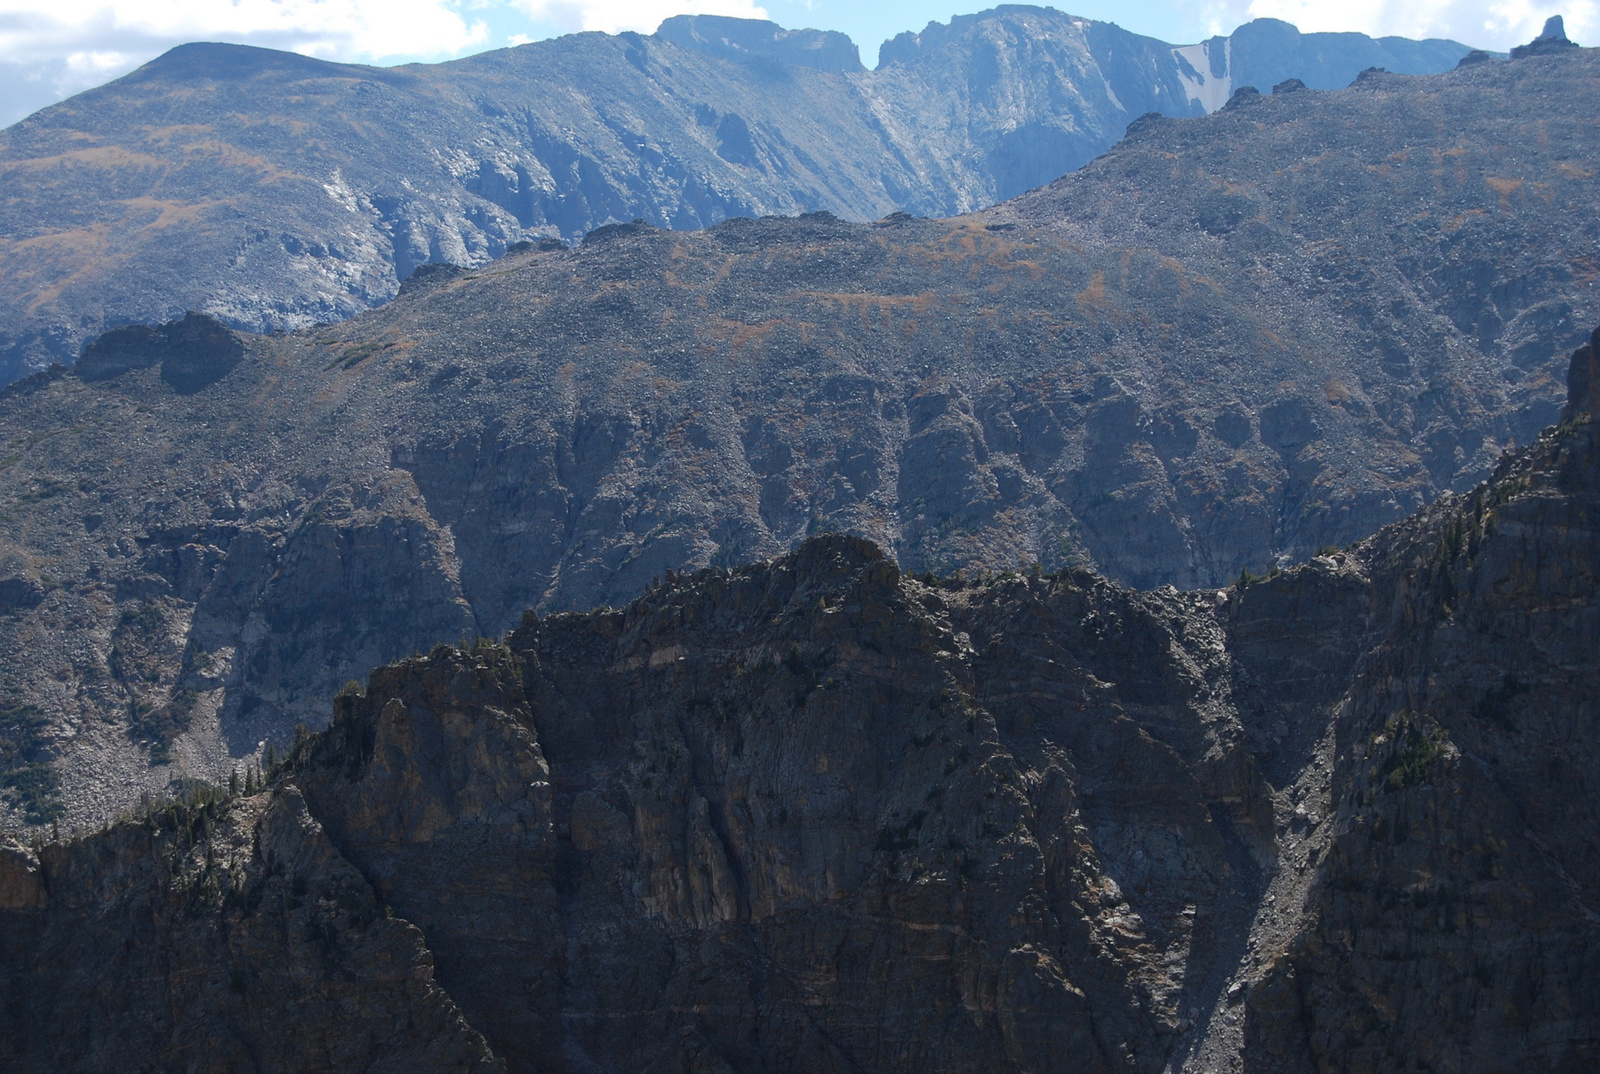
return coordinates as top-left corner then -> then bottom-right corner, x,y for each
0,13 -> 1597,1073
0,7 -> 1478,384
0,36 -> 1594,830
1,320 -> 1594,1072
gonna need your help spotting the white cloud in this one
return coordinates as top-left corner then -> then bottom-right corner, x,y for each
0,0 -> 489,59
1201,0 -> 1596,49
512,0 -> 766,36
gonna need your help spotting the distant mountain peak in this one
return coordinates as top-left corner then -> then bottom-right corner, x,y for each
130,41 -> 368,83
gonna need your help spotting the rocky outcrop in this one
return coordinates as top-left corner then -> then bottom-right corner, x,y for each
1564,326 -> 1599,424
76,312 -> 243,393
1511,15 -> 1580,59
0,8 -> 1477,383
1,362 -> 1595,1070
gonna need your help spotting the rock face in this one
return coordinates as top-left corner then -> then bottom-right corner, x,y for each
1563,326 -> 1599,424
1,48 -> 1598,829
0,8 -> 1477,383
1237,352 -> 1600,1072
1,367 -> 1594,1071
0,794 -> 501,1071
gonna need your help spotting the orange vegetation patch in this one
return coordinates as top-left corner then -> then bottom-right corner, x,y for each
1556,162 -> 1595,180
1151,256 -> 1197,299
892,227 -> 1045,278
138,125 -> 216,144
6,195 -> 230,272
1485,176 -> 1525,210
115,196 -> 229,227
1443,208 -> 1487,232
1075,271 -> 1107,316
176,139 -> 305,184
1,145 -> 166,174
1570,257 -> 1600,288
702,317 -> 786,353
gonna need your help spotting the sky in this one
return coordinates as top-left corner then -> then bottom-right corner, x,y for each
0,0 -> 1591,129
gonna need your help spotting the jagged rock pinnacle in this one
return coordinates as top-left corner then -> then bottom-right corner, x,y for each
1511,14 -> 1579,57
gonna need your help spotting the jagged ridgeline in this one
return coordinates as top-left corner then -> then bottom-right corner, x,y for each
1,333 -> 1595,1072
1,39 -> 1598,829
0,8 -> 1480,381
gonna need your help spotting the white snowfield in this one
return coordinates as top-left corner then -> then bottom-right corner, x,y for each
1172,39 -> 1234,114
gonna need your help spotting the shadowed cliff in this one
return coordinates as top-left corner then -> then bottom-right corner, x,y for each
0,329 -> 1595,1071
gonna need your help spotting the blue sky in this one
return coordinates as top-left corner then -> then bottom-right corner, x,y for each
0,1 -> 1587,129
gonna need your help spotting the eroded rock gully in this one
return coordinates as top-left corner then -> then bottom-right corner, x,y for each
1,351 -> 1594,1071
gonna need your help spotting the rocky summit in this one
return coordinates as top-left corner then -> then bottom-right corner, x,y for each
0,43 -> 1597,828
1,327 -> 1595,1072
0,7 -> 1476,382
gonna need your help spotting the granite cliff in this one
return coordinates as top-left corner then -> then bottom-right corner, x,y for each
0,7 -> 1477,382
0,41 -> 1596,827
0,329 -> 1594,1072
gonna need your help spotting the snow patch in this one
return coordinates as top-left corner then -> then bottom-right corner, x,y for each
1172,39 -> 1232,114
1101,71 -> 1124,112
323,168 -> 360,213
